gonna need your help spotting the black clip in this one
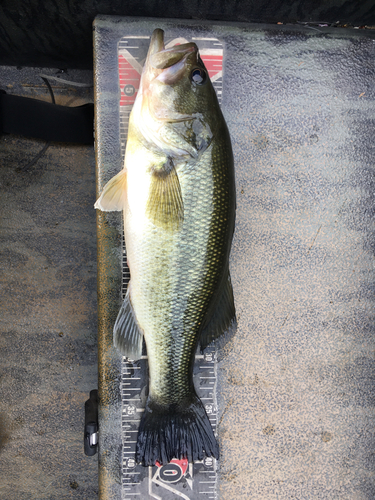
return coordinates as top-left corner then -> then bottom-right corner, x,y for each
84,389 -> 99,456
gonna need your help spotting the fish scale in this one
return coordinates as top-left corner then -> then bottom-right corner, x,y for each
128,135 -> 232,408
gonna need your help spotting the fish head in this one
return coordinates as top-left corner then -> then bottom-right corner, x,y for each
133,29 -> 221,157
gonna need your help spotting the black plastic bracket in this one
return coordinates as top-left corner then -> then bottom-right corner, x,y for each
84,389 -> 99,456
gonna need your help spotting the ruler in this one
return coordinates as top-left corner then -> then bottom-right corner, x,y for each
121,350 -> 218,499
118,34 -> 223,500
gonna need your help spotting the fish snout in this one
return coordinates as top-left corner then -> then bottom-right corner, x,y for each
144,29 -> 198,86
150,42 -> 197,70
147,29 -> 165,59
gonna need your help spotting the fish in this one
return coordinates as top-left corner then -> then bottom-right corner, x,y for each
95,29 -> 236,466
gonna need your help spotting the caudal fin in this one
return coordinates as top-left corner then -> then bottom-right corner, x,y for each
136,394 -> 219,466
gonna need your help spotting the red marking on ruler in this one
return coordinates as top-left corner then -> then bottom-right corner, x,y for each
201,54 -> 223,80
155,458 -> 189,476
119,54 -> 141,106
119,43 -> 223,107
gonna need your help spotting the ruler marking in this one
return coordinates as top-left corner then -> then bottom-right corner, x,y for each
119,33 -> 221,500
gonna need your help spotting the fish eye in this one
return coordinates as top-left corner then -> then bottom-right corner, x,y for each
191,68 -> 207,85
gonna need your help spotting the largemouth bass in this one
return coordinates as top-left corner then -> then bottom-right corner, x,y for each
95,29 -> 236,466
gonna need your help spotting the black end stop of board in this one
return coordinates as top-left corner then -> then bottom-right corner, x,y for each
84,389 -> 99,456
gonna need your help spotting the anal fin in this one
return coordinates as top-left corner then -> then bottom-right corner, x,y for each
200,271 -> 236,352
113,290 -> 143,359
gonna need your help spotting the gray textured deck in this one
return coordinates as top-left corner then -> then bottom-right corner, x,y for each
218,27 -> 375,499
0,68 -> 98,499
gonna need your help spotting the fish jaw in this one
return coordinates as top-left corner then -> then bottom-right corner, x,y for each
154,47 -> 197,85
143,29 -> 198,87
129,29 -> 219,158
139,30 -> 198,124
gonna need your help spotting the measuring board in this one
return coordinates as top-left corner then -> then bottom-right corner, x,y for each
118,34 -> 224,500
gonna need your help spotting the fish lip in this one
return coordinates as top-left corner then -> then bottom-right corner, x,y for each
144,29 -> 198,86
154,52 -> 194,86
147,29 -> 165,60
150,43 -> 197,70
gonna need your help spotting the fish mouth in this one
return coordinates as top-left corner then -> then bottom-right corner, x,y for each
146,29 -> 198,85
139,29 -> 200,130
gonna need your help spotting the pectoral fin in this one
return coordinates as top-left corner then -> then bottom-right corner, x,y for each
146,157 -> 184,230
94,169 -> 127,211
199,271 -> 237,351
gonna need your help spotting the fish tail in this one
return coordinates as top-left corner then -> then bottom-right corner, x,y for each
135,393 -> 219,466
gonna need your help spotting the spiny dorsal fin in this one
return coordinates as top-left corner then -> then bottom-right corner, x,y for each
113,290 -> 144,360
199,271 -> 237,352
146,157 -> 184,230
94,168 -> 127,212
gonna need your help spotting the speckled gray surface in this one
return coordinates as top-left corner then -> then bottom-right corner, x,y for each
218,28 -> 375,500
0,67 -> 99,499
94,17 -> 375,500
